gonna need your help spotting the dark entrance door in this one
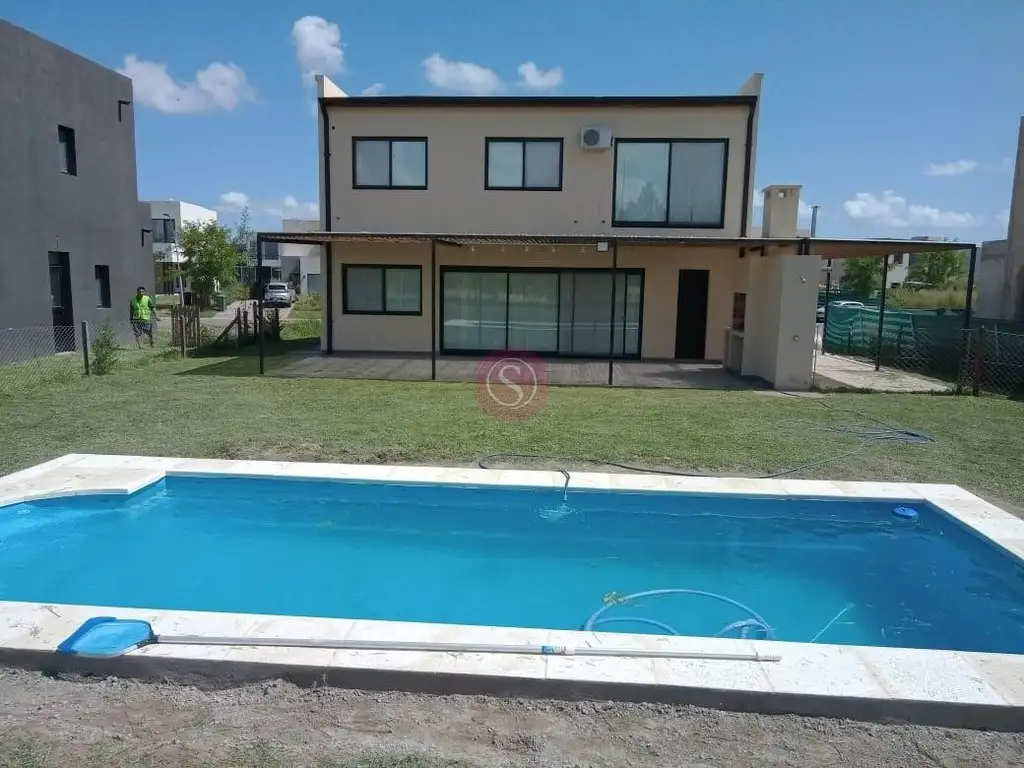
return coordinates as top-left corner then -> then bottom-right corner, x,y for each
674,269 -> 709,359
48,251 -> 74,351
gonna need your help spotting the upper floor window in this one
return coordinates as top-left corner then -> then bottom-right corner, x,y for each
151,218 -> 176,244
94,265 -> 111,308
353,138 -> 427,189
613,139 -> 728,228
485,139 -> 563,190
58,125 -> 77,176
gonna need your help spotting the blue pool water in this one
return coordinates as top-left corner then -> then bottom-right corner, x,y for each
2,475 -> 1024,654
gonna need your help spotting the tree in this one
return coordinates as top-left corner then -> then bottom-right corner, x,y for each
840,257 -> 881,297
232,207 -> 256,264
907,250 -> 966,288
178,220 -> 244,307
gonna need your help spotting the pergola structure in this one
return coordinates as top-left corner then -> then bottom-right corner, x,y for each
253,231 -> 978,381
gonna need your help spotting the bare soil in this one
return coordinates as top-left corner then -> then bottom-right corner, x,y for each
0,668 -> 1022,767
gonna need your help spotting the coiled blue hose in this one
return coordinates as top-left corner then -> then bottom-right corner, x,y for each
584,588 -> 774,640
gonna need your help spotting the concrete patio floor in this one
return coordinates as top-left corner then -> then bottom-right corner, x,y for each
813,351 -> 953,393
269,352 -> 761,390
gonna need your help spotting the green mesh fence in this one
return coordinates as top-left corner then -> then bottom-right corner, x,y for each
823,307 -> 1024,393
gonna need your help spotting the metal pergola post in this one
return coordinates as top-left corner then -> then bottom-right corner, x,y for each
607,241 -> 617,386
963,244 -> 978,330
430,239 -> 437,381
874,253 -> 889,371
257,233 -> 265,375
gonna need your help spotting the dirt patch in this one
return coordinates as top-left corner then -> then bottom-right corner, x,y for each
0,668 -> 1021,767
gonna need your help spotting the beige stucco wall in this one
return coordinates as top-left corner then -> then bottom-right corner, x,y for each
327,243 -> 745,361
324,103 -> 751,238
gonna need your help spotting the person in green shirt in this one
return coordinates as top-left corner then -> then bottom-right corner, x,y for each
129,286 -> 157,348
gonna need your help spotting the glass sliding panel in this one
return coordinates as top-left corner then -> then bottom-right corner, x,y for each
571,272 -> 613,355
524,141 -> 561,188
384,268 -> 421,312
345,267 -> 384,312
558,272 -> 574,354
507,272 -> 558,352
442,272 -> 508,351
354,141 -> 390,187
442,272 -> 477,350
614,142 -> 669,223
669,142 -> 726,225
391,141 -> 426,187
624,273 -> 642,355
487,142 -> 523,188
612,273 -> 627,356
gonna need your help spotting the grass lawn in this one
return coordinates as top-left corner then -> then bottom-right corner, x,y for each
1,350 -> 1022,509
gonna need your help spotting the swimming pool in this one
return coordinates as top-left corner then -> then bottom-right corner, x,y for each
2,472 -> 1023,655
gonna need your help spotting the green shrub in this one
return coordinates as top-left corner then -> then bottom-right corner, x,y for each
90,323 -> 120,375
292,293 -> 322,312
887,287 -> 972,310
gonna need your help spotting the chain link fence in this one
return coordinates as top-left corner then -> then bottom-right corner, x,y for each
821,305 -> 1024,397
0,302 -> 323,395
959,327 -> 1024,397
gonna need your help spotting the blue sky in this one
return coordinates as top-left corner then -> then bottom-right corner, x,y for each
4,0 -> 1021,240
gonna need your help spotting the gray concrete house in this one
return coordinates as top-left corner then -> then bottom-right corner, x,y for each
0,20 -> 150,358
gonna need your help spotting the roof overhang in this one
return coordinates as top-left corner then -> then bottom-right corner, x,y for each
256,231 -> 974,259
318,95 -> 757,109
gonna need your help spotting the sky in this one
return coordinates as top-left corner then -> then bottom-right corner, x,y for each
3,0 -> 1022,241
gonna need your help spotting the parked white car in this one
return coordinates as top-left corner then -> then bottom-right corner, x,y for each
264,281 -> 296,307
817,300 -> 864,322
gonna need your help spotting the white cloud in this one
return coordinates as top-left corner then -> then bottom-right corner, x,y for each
292,16 -> 343,84
266,195 -> 319,219
842,191 -> 979,228
360,82 -> 386,96
118,55 -> 254,114
516,62 -> 563,90
218,191 -> 251,212
218,191 -> 317,219
924,159 -> 978,177
422,53 -> 502,95
996,208 -> 1011,229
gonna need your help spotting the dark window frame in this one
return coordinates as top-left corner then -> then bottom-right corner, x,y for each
94,265 -> 111,308
342,264 -> 423,316
611,137 -> 729,229
484,137 -> 564,191
151,218 -> 176,244
58,125 -> 77,176
351,137 -> 429,190
438,265 -> 645,359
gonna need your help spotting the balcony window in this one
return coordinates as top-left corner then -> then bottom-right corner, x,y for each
613,139 -> 728,228
353,138 -> 427,189
151,218 -> 176,244
486,139 -> 563,190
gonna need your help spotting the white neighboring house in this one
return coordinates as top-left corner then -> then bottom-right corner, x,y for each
146,200 -> 217,295
280,218 -> 322,295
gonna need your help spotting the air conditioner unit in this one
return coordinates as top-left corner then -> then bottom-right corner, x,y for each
579,126 -> 612,150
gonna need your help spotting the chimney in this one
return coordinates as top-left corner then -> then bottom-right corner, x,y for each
761,185 -> 802,238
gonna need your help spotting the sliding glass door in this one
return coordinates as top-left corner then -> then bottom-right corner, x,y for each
441,268 -> 642,357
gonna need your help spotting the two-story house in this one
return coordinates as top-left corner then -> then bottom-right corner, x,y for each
0,20 -> 150,357
260,73 -> 972,391
146,200 -> 217,295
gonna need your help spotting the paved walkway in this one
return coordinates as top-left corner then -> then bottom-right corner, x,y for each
271,353 -> 762,389
210,301 -> 292,322
813,351 -> 952,392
